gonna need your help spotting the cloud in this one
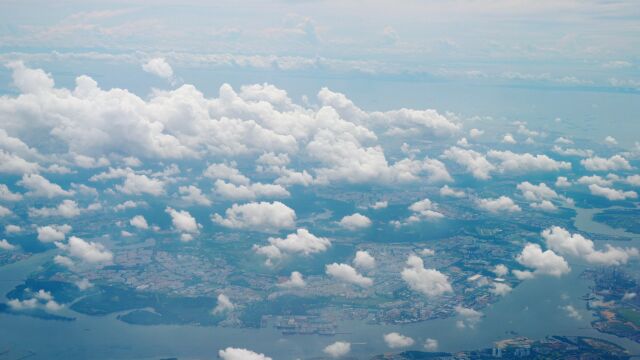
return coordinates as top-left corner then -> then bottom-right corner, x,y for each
0,205 -> 12,217
28,199 -> 82,218
212,293 -> 235,314
502,133 -> 516,144
383,332 -> 414,348
0,239 -> 16,250
588,184 -> 637,201
440,185 -> 465,198
326,263 -> 373,287
165,207 -> 201,234
469,128 -> 484,138
353,250 -> 375,270
490,282 -> 512,296
0,150 -> 40,174
36,224 -> 72,242
562,304 -> 582,320
212,201 -> 296,232
278,271 -> 306,288
142,58 -> 174,79
516,243 -> 570,277
339,213 -> 372,230
542,226 -> 638,265
442,146 -> 494,180
204,163 -> 251,185
5,225 -> 21,234
424,338 -> 439,351
401,255 -> 452,297
178,185 -> 211,206
517,181 -> 572,210
57,236 -> 113,264
323,341 -> 351,358
214,179 -> 290,200
493,264 -> 509,277
581,155 -> 632,171
393,198 -> 443,227
0,184 -> 23,201
455,305 -> 483,329
254,229 -> 331,264
218,348 -> 271,360
130,215 -> 149,230
476,196 -> 521,213
116,173 -> 165,196
555,176 -> 571,187
370,200 -> 388,209
18,174 -> 73,198
487,150 -> 571,173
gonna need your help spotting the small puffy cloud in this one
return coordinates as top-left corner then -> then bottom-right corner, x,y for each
5,224 -> 21,234
212,293 -> 235,314
29,199 -> 82,218
370,200 -> 388,209
0,150 -> 40,174
516,243 -> 570,277
552,145 -> 593,158
383,332 -> 414,348
256,228 -> 330,260
178,185 -> 211,206
0,205 -> 12,217
490,282 -> 512,296
469,128 -> 484,138
555,176 -> 572,187
58,236 -> 113,264
502,133 -> 516,144
424,338 -> 439,351
339,213 -> 371,230
116,174 -> 165,196
0,239 -> 16,250
476,196 -> 521,213
74,154 -> 110,168
114,200 -> 146,211
562,304 -> 583,320
440,185 -> 465,198
589,184 -> 637,201
142,58 -> 173,79
18,174 -> 73,198
442,146 -> 495,180
54,255 -> 74,268
0,184 -> 22,201
543,226 -> 638,266
323,341 -> 351,358
218,348 -> 271,360
214,179 -> 289,200
555,136 -> 573,144
326,263 -> 373,287
401,255 -> 452,297
517,181 -> 571,209
581,155 -> 631,171
212,201 -> 296,232
353,250 -> 375,270
626,175 -> 640,186
36,224 -> 72,242
204,163 -> 250,185
487,150 -> 571,173
455,305 -> 483,329
75,278 -> 93,290
604,136 -> 618,146
493,264 -> 509,277
393,198 -> 444,227
165,207 -> 201,233
578,174 -> 615,187
278,271 -> 306,288
130,215 -> 149,230
420,248 -> 435,256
